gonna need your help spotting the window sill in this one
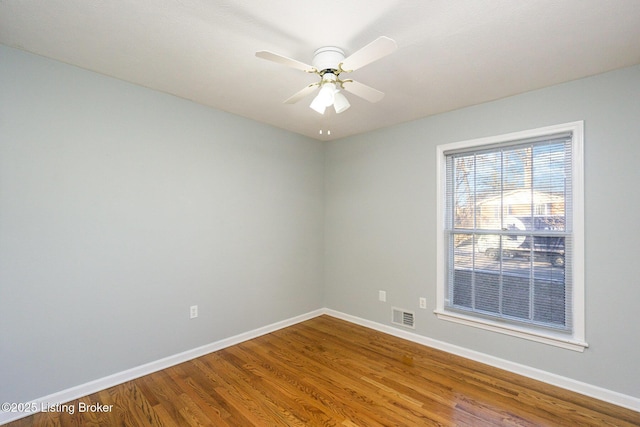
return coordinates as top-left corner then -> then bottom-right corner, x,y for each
434,310 -> 588,352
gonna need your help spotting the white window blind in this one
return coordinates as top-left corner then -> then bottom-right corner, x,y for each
444,134 -> 573,331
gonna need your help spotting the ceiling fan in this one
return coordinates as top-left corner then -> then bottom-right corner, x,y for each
256,36 -> 397,115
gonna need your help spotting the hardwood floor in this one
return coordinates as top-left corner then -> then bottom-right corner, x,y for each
7,315 -> 640,426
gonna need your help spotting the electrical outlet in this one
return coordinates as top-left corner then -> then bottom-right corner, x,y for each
419,297 -> 427,309
190,305 -> 198,319
378,290 -> 387,302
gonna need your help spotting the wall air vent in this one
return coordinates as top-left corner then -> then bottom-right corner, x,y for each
392,307 -> 415,329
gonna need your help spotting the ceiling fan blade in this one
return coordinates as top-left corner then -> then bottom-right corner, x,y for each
340,36 -> 397,72
341,80 -> 385,103
283,83 -> 319,104
255,50 -> 316,73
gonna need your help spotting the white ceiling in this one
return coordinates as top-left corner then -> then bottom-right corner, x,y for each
2,1 -> 640,141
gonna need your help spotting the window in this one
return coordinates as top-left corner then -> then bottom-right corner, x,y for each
436,122 -> 586,351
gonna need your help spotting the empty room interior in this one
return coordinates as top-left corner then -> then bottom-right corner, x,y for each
1,1 -> 640,425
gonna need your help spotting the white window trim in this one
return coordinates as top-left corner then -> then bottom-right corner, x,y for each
435,121 -> 587,352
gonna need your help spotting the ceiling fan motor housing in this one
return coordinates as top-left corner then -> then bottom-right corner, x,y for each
312,46 -> 345,74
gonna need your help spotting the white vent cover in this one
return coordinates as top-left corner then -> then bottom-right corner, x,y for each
392,307 -> 415,329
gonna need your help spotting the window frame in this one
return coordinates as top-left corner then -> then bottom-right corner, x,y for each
435,121 -> 587,352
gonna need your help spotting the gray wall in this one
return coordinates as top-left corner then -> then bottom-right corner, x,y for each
324,64 -> 640,398
0,46 -> 324,403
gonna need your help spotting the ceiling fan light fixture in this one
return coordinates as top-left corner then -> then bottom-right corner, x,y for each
333,91 -> 350,114
310,80 -> 337,114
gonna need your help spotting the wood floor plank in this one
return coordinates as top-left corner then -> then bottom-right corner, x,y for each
239,336 -> 389,427
137,370 -> 186,425
246,333 -> 420,426
223,344 -> 338,426
167,364 -> 234,426
6,315 -> 640,426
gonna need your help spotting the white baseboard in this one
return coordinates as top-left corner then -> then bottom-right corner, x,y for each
2,307 -> 638,425
0,309 -> 324,425
323,308 -> 640,413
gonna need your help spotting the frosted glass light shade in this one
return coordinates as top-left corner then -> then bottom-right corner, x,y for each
309,95 -> 326,114
333,92 -> 350,113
